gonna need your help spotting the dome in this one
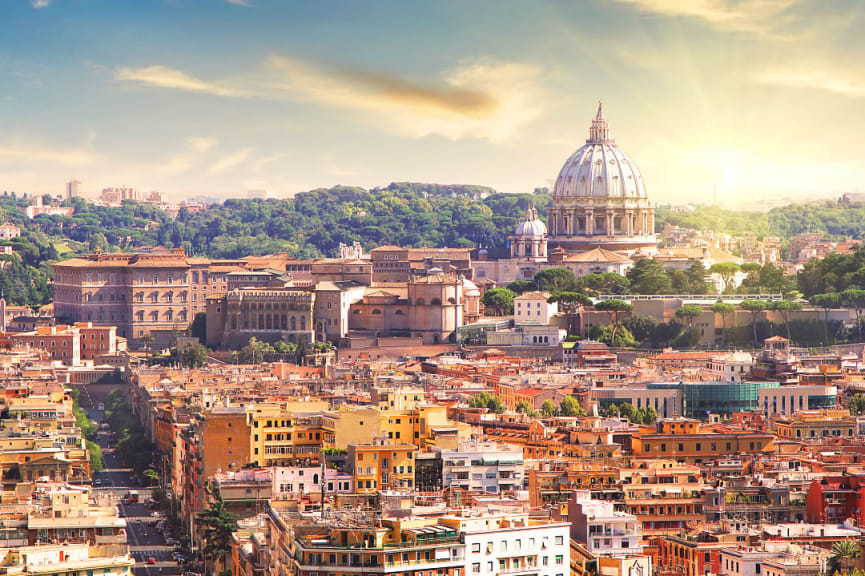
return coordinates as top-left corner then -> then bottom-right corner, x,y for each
462,278 -> 481,297
553,102 -> 646,199
515,206 -> 547,236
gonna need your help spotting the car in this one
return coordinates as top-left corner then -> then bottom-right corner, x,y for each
93,479 -> 102,486
146,557 -> 156,565
151,511 -> 161,517
142,531 -> 148,537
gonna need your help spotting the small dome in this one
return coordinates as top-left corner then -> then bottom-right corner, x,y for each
462,278 -> 481,297
515,206 -> 547,236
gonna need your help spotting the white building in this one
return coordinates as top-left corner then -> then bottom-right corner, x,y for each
758,385 -> 837,417
486,324 -> 567,347
0,543 -> 134,576
439,440 -> 524,494
568,491 -> 643,556
0,223 -> 21,239
707,352 -> 753,382
514,291 -> 557,324
271,466 -> 353,498
441,513 -> 570,576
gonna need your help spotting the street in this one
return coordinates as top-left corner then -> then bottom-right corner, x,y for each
89,403 -> 186,576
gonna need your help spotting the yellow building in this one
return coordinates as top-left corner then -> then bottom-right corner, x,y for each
346,443 -> 416,492
246,401 -> 330,467
772,408 -> 856,441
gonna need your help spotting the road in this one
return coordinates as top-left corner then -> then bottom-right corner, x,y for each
89,405 -> 187,576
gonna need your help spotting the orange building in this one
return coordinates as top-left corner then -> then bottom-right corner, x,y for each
346,443 -> 416,492
199,407 -> 251,478
631,417 -> 776,465
75,322 -> 118,360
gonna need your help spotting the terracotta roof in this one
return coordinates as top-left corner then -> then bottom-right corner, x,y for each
565,246 -> 632,264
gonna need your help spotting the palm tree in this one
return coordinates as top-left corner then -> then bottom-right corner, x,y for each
828,539 -> 860,575
140,333 -> 154,364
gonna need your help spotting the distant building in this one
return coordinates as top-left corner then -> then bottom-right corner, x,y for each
438,440 -> 524,494
66,178 -> 81,199
514,291 -> 556,324
568,490 -> 643,556
0,223 -> 21,239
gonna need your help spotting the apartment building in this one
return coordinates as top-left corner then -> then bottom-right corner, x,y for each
346,442 -> 416,492
568,491 -> 643,557
618,460 -> 704,536
442,512 -> 571,576
439,440 -> 524,494
0,543 -> 134,576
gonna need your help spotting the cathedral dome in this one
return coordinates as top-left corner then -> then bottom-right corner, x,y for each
553,102 -> 646,199
515,207 -> 547,236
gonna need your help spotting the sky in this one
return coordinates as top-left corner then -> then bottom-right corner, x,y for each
2,0 -> 865,205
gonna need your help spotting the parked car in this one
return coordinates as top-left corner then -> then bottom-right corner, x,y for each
146,557 -> 156,565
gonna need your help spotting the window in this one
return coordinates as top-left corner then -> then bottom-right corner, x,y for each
555,555 -> 563,565
471,543 -> 481,553
555,536 -> 564,545
471,565 -> 480,575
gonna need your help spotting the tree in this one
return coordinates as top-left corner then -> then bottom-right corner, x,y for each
841,289 -> 865,341
846,393 -> 865,416
182,343 -> 209,368
482,288 -> 516,316
810,292 -> 841,345
595,299 -> 633,347
606,403 -> 620,417
506,280 -> 536,295
628,258 -> 672,294
771,300 -> 803,341
548,291 -> 592,335
540,400 -> 558,418
675,305 -> 704,329
828,539 -> 860,576
711,302 -> 736,345
739,300 -> 766,347
559,396 -> 586,417
639,406 -> 659,425
143,468 -> 159,486
686,261 -> 711,294
578,272 -> 630,294
140,332 -> 154,362
516,400 -> 537,417
197,494 -> 239,574
619,402 -> 636,422
710,262 -> 740,293
758,263 -> 793,295
468,392 -> 505,414
534,268 -> 578,293
189,312 -> 207,340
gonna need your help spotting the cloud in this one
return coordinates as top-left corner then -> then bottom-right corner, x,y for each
224,0 -> 251,6
755,65 -> 865,96
114,56 -> 544,142
263,56 -> 544,142
607,0 -> 800,34
30,0 -> 53,8
0,142 -> 102,165
115,65 -> 251,97
161,137 -> 219,175
208,148 -> 254,175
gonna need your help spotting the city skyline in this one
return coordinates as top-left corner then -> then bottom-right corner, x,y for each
2,0 -> 865,204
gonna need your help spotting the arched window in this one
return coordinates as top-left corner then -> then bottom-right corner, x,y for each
447,297 -> 456,304
353,309 -> 363,314
395,310 -> 404,315
372,309 -> 382,315
300,316 -> 306,330
431,298 -> 441,305
290,317 -> 296,331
